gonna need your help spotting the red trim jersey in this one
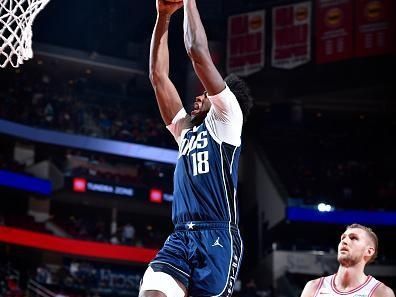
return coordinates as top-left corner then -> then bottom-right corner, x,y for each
314,274 -> 382,297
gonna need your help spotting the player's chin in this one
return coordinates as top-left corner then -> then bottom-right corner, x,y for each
337,253 -> 346,261
191,113 -> 204,126
338,254 -> 353,265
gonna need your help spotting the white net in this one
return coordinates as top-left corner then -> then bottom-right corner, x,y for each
0,0 -> 50,68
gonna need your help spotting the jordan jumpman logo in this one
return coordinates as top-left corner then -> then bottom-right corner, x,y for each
212,237 -> 224,248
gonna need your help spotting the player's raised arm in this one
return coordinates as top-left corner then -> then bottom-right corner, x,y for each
149,0 -> 184,125
183,0 -> 225,96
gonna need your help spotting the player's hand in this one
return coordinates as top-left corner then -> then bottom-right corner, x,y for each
156,0 -> 183,16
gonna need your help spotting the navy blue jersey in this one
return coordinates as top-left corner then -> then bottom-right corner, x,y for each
143,85 -> 244,296
172,122 -> 240,224
167,85 -> 243,225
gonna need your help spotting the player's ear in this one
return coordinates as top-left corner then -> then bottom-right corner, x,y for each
366,246 -> 375,260
368,247 -> 374,255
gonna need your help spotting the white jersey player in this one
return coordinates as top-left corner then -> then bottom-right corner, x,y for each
300,224 -> 395,297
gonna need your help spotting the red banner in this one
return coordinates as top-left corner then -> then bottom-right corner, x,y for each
227,10 -> 266,76
272,2 -> 311,69
355,0 -> 394,57
0,226 -> 157,263
316,0 -> 354,63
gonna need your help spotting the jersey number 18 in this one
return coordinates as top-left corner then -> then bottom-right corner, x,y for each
191,151 -> 209,176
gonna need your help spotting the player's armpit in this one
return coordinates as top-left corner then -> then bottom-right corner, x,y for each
166,109 -> 192,145
300,279 -> 321,297
373,283 -> 395,297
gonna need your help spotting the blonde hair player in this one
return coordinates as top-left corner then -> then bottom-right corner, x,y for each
300,223 -> 395,297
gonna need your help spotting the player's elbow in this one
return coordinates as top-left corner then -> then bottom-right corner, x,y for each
148,71 -> 157,86
186,44 -> 209,64
149,71 -> 165,87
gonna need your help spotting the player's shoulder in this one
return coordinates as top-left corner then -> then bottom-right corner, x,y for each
372,283 -> 395,297
306,277 -> 322,288
300,278 -> 322,297
208,84 -> 235,100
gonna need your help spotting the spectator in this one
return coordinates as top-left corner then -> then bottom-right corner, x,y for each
234,279 -> 242,296
110,233 -> 120,245
242,278 -> 259,297
122,223 -> 135,245
5,275 -> 23,297
0,66 -> 175,148
36,266 -> 51,284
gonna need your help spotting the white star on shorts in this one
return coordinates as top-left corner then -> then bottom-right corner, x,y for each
186,222 -> 195,230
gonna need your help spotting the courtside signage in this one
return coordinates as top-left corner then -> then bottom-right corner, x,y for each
0,170 -> 51,195
0,226 -> 157,263
0,119 -> 178,164
71,177 -> 172,204
72,178 -> 134,197
149,188 -> 163,203
287,206 -> 396,225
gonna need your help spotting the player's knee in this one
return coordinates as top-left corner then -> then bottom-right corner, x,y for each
139,267 -> 186,297
139,290 -> 167,297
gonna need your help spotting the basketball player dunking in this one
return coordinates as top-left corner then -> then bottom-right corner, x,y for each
301,224 -> 395,297
138,0 -> 253,296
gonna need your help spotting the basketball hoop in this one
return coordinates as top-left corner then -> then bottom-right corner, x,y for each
0,0 -> 51,68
